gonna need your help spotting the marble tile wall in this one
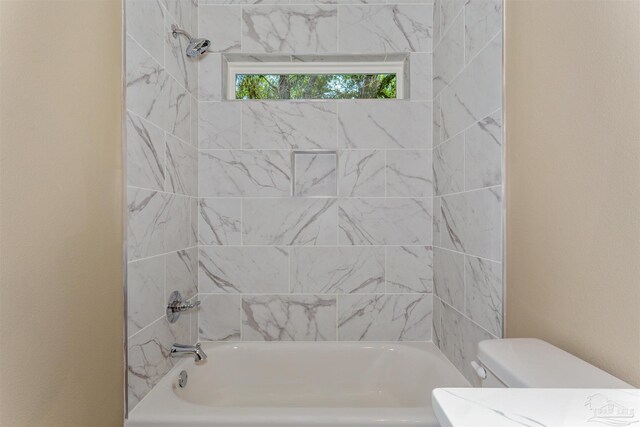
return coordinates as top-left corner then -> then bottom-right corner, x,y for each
125,0 -> 200,410
125,0 -> 501,410
432,0 -> 504,385
195,0 -> 435,347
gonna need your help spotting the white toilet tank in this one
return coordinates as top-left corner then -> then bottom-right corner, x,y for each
474,338 -> 633,388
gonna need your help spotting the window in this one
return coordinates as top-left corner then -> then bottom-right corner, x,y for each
236,74 -> 397,100
226,60 -> 405,100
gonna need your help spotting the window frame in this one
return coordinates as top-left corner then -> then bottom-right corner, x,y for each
226,60 -> 406,100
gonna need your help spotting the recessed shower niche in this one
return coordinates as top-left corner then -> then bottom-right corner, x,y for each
292,150 -> 338,197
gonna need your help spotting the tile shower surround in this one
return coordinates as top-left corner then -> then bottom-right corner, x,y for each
125,0 -> 200,410
432,0 -> 504,386
125,0 -> 435,411
125,0 -> 503,412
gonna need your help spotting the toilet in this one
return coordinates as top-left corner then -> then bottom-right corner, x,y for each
472,338 -> 633,388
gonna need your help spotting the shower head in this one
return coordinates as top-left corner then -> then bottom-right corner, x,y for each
186,38 -> 211,58
171,24 -> 211,58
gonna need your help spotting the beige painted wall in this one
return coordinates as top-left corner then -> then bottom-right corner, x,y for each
505,0 -> 640,386
0,1 -> 124,425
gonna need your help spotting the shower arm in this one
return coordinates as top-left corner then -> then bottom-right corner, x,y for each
171,25 -> 193,41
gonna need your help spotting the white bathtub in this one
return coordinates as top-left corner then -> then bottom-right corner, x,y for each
126,342 -> 469,427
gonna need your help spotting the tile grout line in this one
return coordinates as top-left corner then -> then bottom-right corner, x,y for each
128,311 -> 166,341
200,292 -> 434,297
128,244 -> 200,265
239,294 -> 243,341
439,296 -> 498,340
197,148 -> 435,152
197,244 -> 455,248
239,5 -> 244,55
433,244 -> 502,267
434,99 -> 501,148
288,246 -> 292,294
336,4 -> 340,53
434,28 -> 502,108
335,291 -> 339,340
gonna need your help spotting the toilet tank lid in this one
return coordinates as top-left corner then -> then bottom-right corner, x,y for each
477,339 -> 633,389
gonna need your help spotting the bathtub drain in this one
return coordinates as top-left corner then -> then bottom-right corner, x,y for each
178,370 -> 188,388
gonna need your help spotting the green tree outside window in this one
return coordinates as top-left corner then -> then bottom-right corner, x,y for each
235,74 -> 397,100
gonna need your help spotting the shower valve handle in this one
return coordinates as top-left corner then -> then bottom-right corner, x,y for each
166,291 -> 200,323
170,299 -> 201,312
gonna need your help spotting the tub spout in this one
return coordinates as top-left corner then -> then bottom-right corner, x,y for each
171,343 -> 207,362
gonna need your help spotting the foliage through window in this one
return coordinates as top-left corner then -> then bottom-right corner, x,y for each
235,74 -> 397,100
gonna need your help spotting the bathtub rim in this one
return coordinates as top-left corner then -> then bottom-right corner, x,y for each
127,341 -> 469,425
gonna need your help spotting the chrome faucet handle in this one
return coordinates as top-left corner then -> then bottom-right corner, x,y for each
184,299 -> 201,309
173,299 -> 201,310
166,291 -> 200,323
